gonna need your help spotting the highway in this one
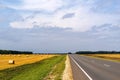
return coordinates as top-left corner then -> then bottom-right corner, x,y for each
69,54 -> 120,80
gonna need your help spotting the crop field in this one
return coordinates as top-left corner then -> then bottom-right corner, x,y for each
0,54 -> 56,70
84,54 -> 120,62
0,55 -> 66,80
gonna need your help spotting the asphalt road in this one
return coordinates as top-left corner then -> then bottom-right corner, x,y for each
69,54 -> 120,80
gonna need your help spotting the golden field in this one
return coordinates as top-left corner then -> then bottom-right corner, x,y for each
94,54 -> 120,58
86,54 -> 120,62
0,54 -> 56,70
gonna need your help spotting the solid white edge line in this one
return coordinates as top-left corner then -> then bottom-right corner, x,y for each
70,56 -> 93,80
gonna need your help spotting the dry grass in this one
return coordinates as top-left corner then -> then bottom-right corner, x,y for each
85,54 -> 120,62
0,54 -> 55,70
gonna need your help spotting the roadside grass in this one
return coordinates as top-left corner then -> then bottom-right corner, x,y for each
53,56 -> 66,80
0,55 -> 66,80
82,54 -> 120,62
44,55 -> 66,80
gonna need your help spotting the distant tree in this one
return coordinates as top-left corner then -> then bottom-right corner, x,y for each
75,51 -> 120,54
0,50 -> 33,54
68,52 -> 72,54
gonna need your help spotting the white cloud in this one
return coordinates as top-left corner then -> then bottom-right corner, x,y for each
10,21 -> 34,29
9,0 -> 120,32
9,0 -> 64,12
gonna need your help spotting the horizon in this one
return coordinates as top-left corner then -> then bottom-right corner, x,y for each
0,0 -> 120,53
1,49 -> 120,54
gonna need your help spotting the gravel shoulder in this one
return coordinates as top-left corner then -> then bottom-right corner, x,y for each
62,55 -> 73,80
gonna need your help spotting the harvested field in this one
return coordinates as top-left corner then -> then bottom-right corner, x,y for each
84,54 -> 120,62
0,54 -> 55,70
0,55 -> 66,80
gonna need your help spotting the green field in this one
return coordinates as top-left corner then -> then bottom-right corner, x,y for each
0,55 -> 66,80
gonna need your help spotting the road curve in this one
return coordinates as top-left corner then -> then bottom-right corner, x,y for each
69,54 -> 120,80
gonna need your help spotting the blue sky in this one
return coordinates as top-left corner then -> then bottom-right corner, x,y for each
0,0 -> 120,53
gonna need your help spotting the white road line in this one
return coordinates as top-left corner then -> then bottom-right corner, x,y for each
70,56 -> 93,80
104,64 -> 110,67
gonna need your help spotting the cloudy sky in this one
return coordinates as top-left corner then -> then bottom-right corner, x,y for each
0,0 -> 120,53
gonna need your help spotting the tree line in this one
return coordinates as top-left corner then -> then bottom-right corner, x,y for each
76,51 -> 120,54
0,50 -> 33,54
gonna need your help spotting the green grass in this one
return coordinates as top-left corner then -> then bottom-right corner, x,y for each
54,57 -> 66,80
45,55 -> 66,80
0,55 -> 66,80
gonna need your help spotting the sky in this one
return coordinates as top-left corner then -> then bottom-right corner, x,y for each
0,0 -> 120,53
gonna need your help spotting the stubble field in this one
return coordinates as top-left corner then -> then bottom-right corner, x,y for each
0,54 -> 55,70
84,54 -> 120,62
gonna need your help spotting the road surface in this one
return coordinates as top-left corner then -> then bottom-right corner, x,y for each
69,54 -> 120,80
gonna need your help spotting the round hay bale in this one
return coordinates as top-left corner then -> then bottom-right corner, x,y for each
26,55 -> 29,57
8,60 -> 15,64
18,55 -> 21,57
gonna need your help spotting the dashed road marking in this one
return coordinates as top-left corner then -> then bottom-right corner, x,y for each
104,64 -> 110,67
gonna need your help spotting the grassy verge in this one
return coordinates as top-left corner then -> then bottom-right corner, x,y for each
0,55 -> 66,80
44,55 -> 66,80
82,54 -> 120,62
